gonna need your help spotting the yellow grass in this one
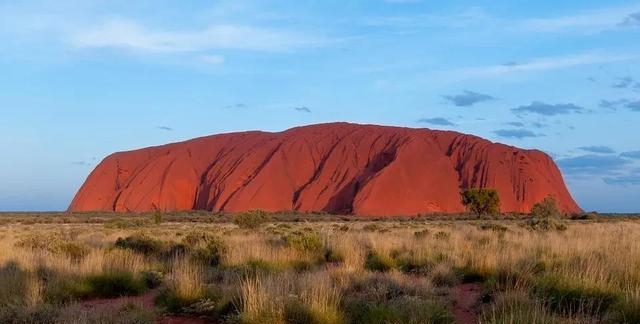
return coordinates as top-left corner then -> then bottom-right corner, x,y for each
0,217 -> 639,323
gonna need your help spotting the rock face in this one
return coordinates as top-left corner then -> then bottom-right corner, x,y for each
69,123 -> 581,215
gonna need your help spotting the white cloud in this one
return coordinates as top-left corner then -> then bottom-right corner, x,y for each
199,54 -> 225,65
70,18 -> 330,53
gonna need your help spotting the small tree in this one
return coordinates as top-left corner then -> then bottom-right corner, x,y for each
530,196 -> 561,219
460,188 -> 500,217
528,196 -> 566,231
151,204 -> 163,225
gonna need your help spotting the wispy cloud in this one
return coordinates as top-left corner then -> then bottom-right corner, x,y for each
361,3 -> 640,34
449,52 -> 640,79
604,174 -> 640,185
416,117 -> 456,126
612,76 -> 634,89
599,99 -> 629,110
619,12 -> 640,26
157,126 -> 173,131
557,154 -> 630,175
294,106 -> 311,113
621,151 -> 640,159
493,129 -> 540,139
223,103 -> 247,109
578,146 -> 615,154
198,54 -> 225,65
512,101 -> 584,116
443,90 -> 495,107
359,7 -> 491,29
70,18 -> 331,53
382,0 -> 421,3
520,4 -> 640,32
627,100 -> 640,111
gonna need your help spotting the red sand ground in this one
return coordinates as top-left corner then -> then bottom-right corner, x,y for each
79,290 -> 208,324
69,122 -> 580,215
451,283 -> 483,324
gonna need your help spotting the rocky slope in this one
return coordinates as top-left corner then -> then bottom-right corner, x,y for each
69,123 -> 581,215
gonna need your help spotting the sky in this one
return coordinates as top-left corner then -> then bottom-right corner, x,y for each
1,0 -> 639,213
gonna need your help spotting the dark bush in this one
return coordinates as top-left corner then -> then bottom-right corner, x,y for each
85,271 -> 147,298
413,229 -> 430,239
233,210 -> 269,229
140,270 -> 163,289
361,224 -> 381,232
434,231 -> 450,240
478,222 -> 508,232
114,234 -> 164,256
44,271 -> 148,302
323,247 -> 344,263
156,286 -> 234,319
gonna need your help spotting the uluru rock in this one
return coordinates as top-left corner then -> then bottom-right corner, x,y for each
69,123 -> 581,215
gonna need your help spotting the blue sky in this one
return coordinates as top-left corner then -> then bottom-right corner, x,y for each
1,0 -> 639,212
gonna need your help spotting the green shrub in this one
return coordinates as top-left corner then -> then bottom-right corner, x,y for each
526,218 -> 568,231
455,265 -> 490,283
323,247 -> 344,263
481,291 -> 562,324
44,271 -> 148,302
15,235 -> 89,261
188,235 -> 227,266
233,210 -> 269,229
85,271 -> 147,298
0,262 -> 30,306
182,231 -> 215,246
103,218 -> 149,229
605,292 -> 640,324
283,232 -> 323,253
284,298 -> 345,324
342,296 -> 452,324
233,259 -> 282,275
113,234 -> 181,258
157,286 -> 234,319
534,274 -> 618,316
364,251 -> 394,272
570,212 -> 598,220
114,234 -> 164,256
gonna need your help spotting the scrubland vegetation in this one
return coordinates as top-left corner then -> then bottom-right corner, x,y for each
0,211 -> 638,323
